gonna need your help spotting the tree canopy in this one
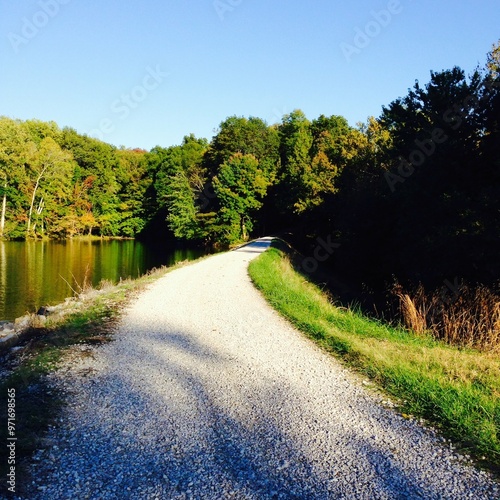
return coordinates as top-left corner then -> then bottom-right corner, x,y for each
0,40 -> 498,294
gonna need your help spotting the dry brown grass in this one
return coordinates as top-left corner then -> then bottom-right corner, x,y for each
397,291 -> 427,334
395,282 -> 500,351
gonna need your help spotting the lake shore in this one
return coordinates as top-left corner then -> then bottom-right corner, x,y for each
4,238 -> 497,498
0,256 -> 212,495
0,238 -> 206,322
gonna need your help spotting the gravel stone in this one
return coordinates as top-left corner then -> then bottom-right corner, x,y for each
18,238 -> 499,499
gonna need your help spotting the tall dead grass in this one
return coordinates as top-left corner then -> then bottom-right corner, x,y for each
394,282 -> 500,351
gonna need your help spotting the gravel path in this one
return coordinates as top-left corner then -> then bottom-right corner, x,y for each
21,238 -> 498,499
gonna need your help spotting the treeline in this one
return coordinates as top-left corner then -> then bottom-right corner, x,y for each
1,42 -> 499,297
0,120 -> 149,239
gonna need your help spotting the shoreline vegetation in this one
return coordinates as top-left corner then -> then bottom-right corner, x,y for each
248,239 -> 500,473
0,235 -> 136,242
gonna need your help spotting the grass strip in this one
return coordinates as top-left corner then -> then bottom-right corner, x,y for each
248,242 -> 500,471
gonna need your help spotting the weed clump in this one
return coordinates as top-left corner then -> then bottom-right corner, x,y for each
395,282 -> 500,351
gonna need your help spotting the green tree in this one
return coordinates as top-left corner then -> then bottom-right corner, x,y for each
151,135 -> 209,241
487,39 -> 500,77
25,137 -> 74,238
60,128 -> 121,236
0,118 -> 32,237
291,114 -> 355,213
213,153 -> 269,243
276,110 -> 313,214
23,119 -> 62,145
310,114 -> 351,164
115,148 -> 149,237
180,134 -> 209,190
205,116 -> 279,179
346,64 -> 498,286
165,172 -> 200,240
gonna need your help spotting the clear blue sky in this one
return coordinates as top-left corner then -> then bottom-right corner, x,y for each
1,0 -> 498,150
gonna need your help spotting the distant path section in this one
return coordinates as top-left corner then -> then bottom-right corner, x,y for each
24,238 -> 498,499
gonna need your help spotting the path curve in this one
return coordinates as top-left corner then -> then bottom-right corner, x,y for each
23,238 -> 498,499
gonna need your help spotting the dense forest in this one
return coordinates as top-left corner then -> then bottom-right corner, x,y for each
1,42 -> 499,336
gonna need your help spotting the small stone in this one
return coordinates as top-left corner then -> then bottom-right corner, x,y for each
37,306 -> 49,316
14,315 -> 30,331
32,315 -> 47,328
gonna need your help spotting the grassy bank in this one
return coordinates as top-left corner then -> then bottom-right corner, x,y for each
248,240 -> 500,471
0,259 -> 204,495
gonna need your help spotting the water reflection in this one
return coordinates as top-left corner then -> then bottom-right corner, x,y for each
0,239 -> 204,321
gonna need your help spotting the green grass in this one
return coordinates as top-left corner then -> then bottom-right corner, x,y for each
248,241 -> 500,471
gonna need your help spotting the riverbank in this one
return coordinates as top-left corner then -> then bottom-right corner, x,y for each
0,268 -> 162,355
248,239 -> 500,472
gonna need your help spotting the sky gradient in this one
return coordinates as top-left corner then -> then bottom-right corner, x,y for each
1,0 -> 499,150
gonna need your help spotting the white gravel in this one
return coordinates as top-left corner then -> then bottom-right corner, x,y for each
20,238 -> 498,499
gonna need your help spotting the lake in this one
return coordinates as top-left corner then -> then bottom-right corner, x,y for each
0,239 -> 205,321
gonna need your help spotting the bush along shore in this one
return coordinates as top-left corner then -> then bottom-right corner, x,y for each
248,239 -> 500,474
0,261 -> 202,496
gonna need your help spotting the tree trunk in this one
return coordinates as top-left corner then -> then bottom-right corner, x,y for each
0,181 -> 6,237
241,219 -> 247,241
27,168 -> 47,237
